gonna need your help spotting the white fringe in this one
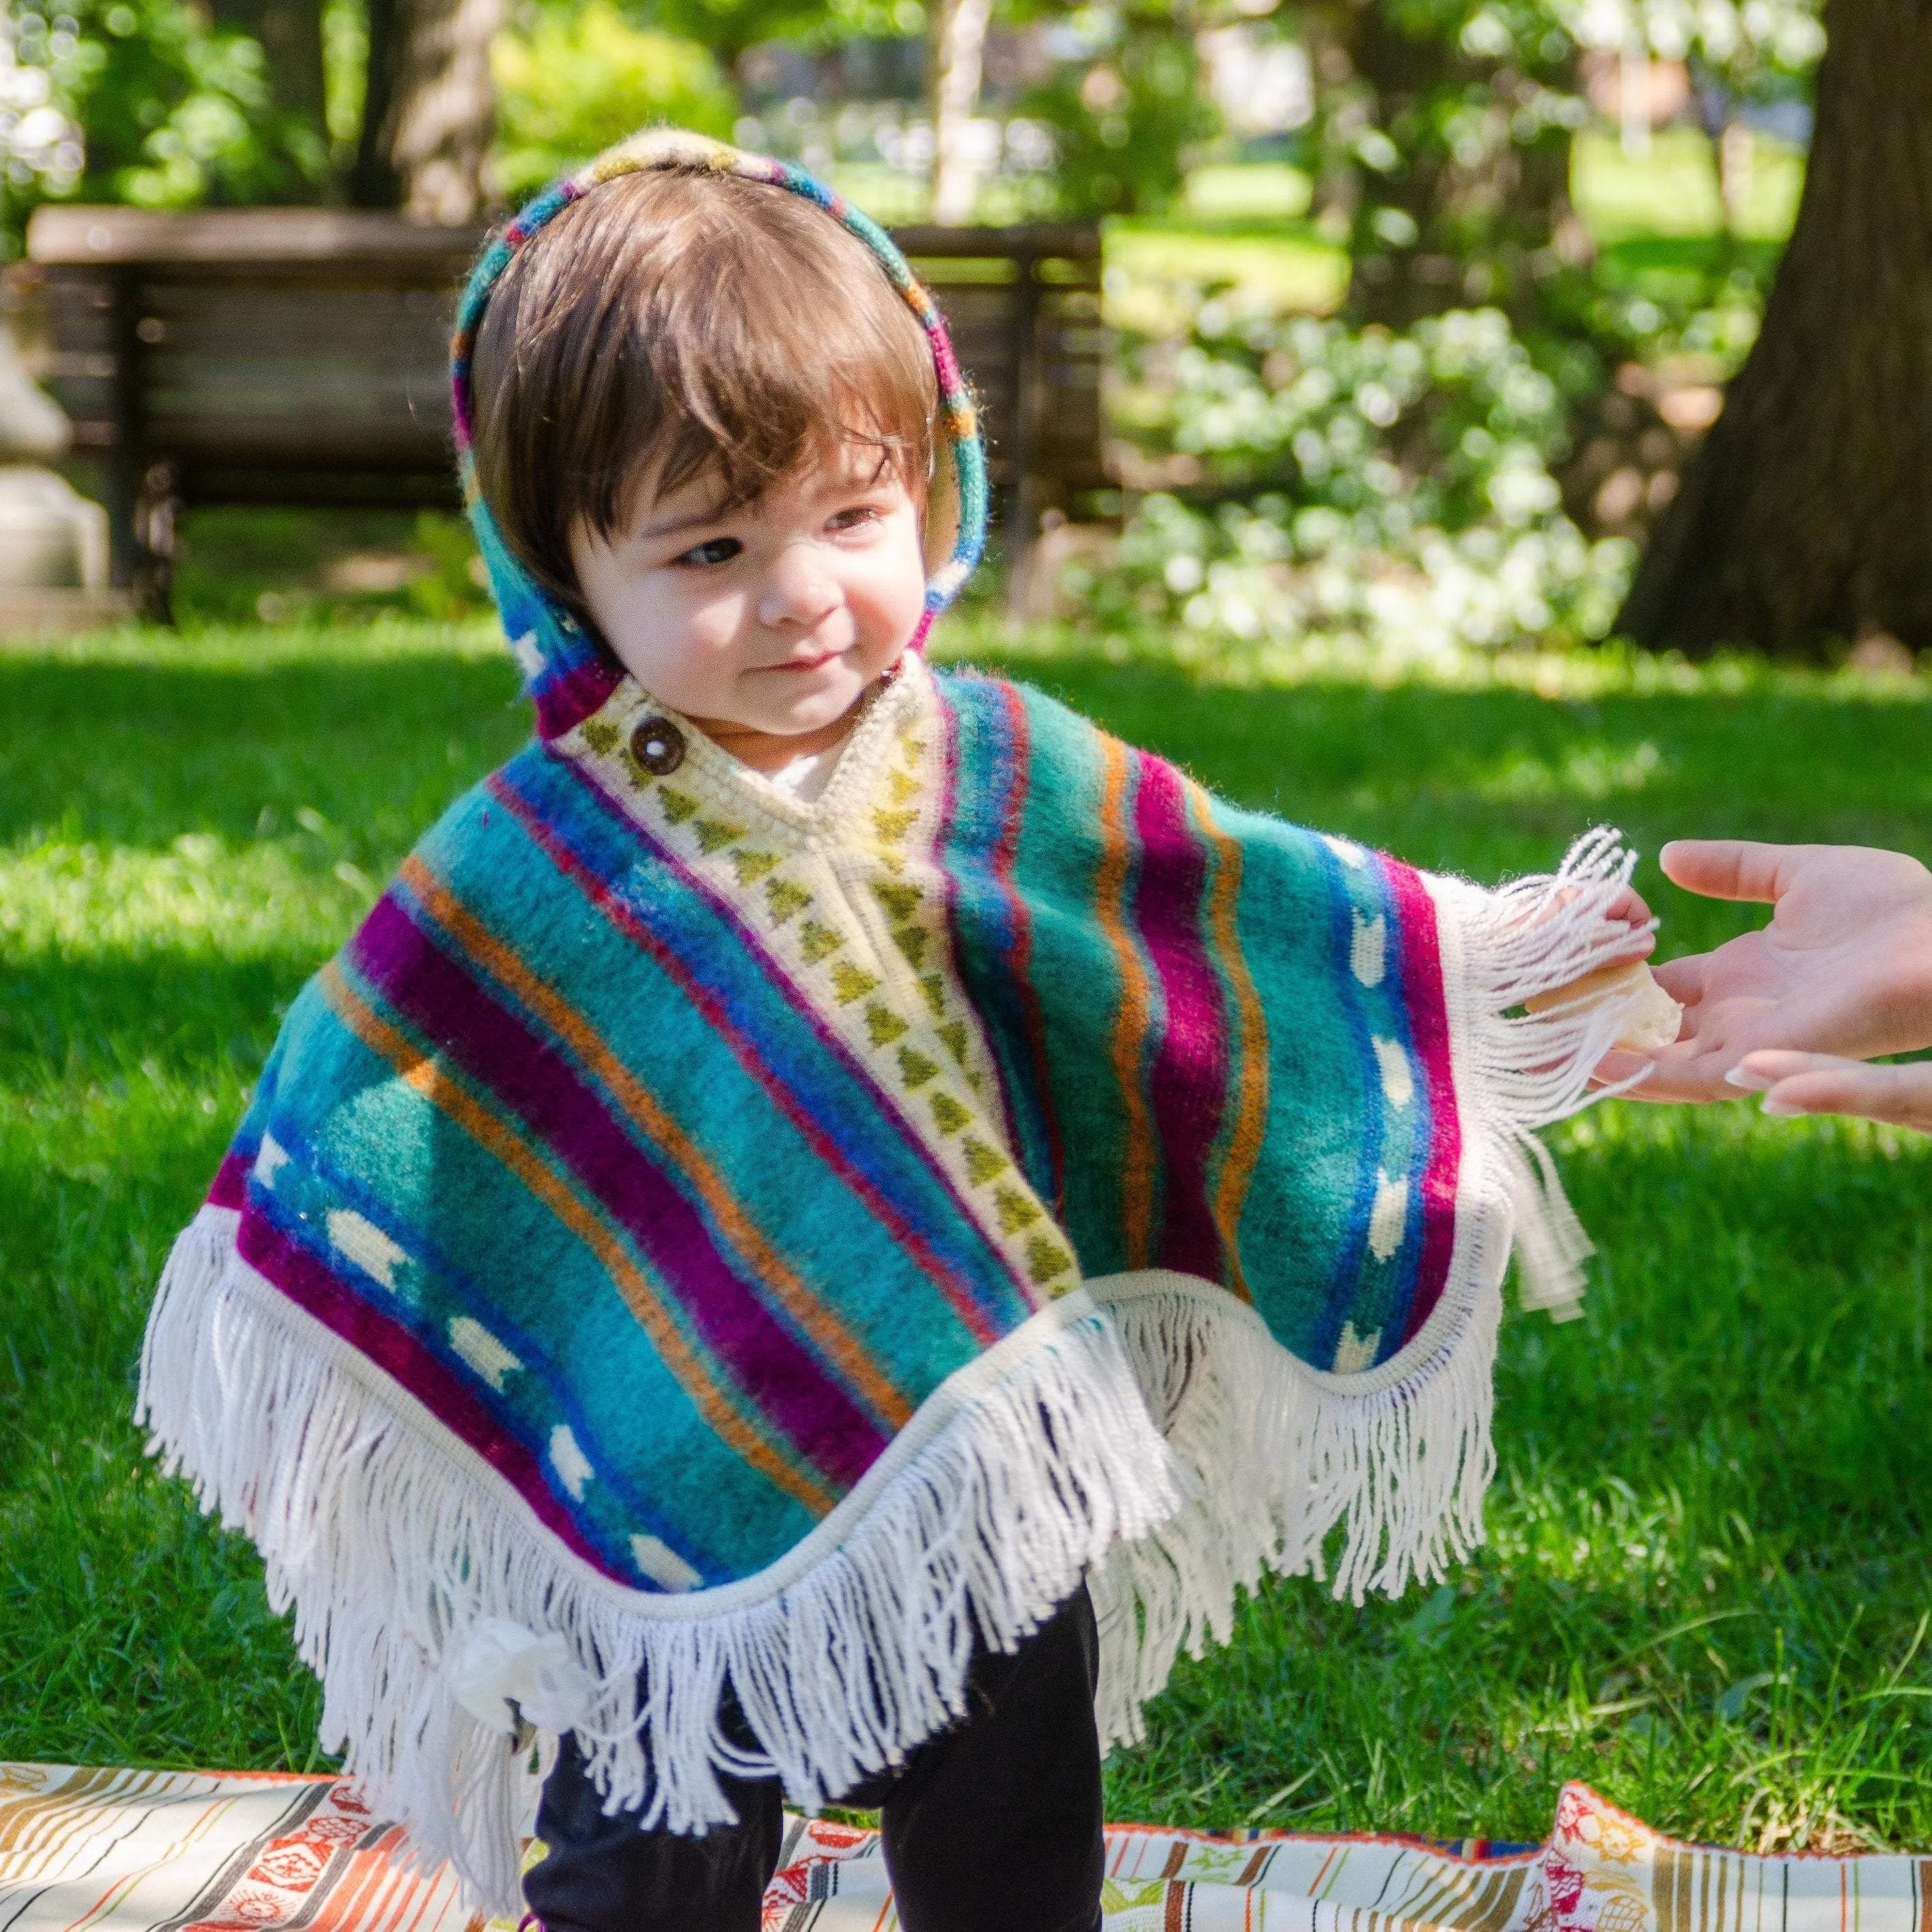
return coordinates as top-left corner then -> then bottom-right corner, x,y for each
1446,825 -> 1654,1318
1085,1265 -> 1499,1750
135,827 -> 1646,1914
137,1228 -> 1182,1915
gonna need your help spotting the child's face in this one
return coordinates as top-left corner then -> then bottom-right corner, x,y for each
568,441 -> 928,739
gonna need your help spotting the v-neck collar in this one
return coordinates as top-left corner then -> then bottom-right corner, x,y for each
564,657 -> 933,845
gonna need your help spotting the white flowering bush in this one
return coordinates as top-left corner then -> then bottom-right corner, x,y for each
1088,299 -> 1633,661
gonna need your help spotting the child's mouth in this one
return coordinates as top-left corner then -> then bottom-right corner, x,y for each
768,650 -> 840,673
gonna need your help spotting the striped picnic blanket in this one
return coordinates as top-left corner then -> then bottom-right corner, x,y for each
1,1763 -> 1918,1932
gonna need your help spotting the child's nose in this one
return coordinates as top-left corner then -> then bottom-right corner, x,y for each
758,544 -> 840,630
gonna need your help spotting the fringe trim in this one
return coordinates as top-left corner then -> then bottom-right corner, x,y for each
136,1224 -> 1183,1915
1086,1266 -> 1499,1750
1445,826 -> 1653,1319
135,827 -> 1644,1914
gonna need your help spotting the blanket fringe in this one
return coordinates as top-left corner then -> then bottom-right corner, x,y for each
137,1223 -> 1182,1914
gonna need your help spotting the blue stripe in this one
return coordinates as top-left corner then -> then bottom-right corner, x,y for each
1307,842 -> 1388,1370
1364,860 -> 1435,1360
483,749 -> 1038,1342
252,1117 -> 728,1586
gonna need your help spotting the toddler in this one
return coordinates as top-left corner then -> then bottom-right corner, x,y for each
139,131 -> 1659,1932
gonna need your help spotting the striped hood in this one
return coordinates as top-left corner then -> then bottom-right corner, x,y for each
448,128 -> 989,741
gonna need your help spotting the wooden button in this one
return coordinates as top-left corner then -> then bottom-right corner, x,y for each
630,717 -> 685,775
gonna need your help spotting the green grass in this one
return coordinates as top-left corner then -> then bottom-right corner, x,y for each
1105,218 -> 1350,320
1571,128 -> 1805,245
1103,130 -> 1803,321
5,622 -> 1932,1854
1183,163 -> 1316,224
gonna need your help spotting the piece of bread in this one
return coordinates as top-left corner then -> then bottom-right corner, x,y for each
1525,960 -> 1683,1052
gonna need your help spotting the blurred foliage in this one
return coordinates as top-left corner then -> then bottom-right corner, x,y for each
1,0 -> 322,251
1,5 -> 84,216
1019,0 -> 1220,218
1088,292 -> 1631,661
320,0 -> 365,165
1564,0 -> 1822,95
490,2 -> 732,200
1308,0 -> 1821,334
632,0 -> 915,60
1310,0 -> 1590,329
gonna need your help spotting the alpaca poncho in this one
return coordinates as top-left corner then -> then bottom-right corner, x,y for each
138,130 -> 1652,1916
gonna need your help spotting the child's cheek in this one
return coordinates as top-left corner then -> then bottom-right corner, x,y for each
855,525 -> 930,646
686,591 -> 755,670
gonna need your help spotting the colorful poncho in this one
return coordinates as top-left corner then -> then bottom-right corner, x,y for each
137,132 -> 1652,1916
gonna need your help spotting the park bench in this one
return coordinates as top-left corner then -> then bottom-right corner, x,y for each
10,205 -> 1107,617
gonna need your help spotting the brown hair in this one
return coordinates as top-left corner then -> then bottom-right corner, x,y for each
469,166 -> 940,609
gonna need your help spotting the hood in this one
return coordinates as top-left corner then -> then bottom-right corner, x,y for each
449,126 -> 989,739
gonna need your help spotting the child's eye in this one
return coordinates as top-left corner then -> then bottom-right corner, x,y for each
827,506 -> 882,534
674,536 -> 741,568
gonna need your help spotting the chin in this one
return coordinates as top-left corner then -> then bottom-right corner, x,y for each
773,672 -> 866,729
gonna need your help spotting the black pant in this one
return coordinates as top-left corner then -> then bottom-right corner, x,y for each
523,1586 -> 1103,1932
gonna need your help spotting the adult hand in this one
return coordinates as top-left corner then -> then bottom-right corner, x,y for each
1594,841 -> 1932,1102
1726,1050 -> 1932,1135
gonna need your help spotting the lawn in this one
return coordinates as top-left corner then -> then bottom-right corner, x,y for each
4,621 -> 1932,1853
1106,128 -> 1804,322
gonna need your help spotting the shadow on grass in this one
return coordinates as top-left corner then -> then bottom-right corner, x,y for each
1595,234 -> 1787,299
0,952 -> 307,1092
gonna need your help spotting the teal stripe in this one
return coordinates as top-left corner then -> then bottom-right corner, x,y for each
271,974 -> 823,1579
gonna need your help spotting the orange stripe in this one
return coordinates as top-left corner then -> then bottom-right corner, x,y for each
309,1824 -> 447,1932
294,1836 -> 419,1932
1191,786 -> 1269,1302
400,857 -> 913,1433
1096,735 -> 1157,1268
318,961 -> 838,1517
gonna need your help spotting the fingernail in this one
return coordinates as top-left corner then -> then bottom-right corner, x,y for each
1759,1096 -> 1798,1117
1725,1066 -> 1768,1090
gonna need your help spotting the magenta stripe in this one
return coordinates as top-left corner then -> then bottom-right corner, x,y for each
986,686 -> 1066,1209
533,656 -> 624,741
1385,860 -> 1461,1344
234,1204 -> 623,1579
208,1150 -> 253,1209
347,896 -> 888,1491
1131,753 -> 1230,1278
495,762 -> 1017,1349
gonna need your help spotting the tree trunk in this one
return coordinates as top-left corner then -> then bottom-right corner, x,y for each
928,0 -> 993,225
352,0 -> 503,221
1616,0 -> 1932,654
212,0 -> 327,130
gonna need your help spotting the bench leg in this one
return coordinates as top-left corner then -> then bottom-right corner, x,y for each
134,460 -> 180,624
